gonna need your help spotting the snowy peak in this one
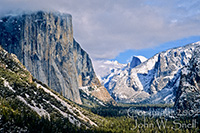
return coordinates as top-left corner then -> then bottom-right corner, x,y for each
93,56 -> 147,80
130,56 -> 147,68
102,41 -> 200,104
135,56 -> 148,62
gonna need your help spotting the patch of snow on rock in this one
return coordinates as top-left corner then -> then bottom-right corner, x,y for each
2,78 -> 16,93
17,96 -> 50,120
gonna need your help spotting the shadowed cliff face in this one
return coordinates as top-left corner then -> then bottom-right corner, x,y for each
175,45 -> 200,112
0,11 -> 100,104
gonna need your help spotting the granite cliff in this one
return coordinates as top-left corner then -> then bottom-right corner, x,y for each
0,11 -> 111,104
130,56 -> 147,68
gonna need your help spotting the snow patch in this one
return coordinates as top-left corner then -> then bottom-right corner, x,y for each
17,96 -> 50,120
163,94 -> 173,101
2,78 -> 16,93
135,55 -> 147,62
25,93 -> 30,98
46,101 -> 78,126
36,83 -> 97,126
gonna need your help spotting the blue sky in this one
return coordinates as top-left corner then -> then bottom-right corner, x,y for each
112,36 -> 200,64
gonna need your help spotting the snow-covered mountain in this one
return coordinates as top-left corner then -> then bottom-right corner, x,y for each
174,45 -> 200,113
93,56 -> 147,82
94,56 -> 147,96
102,42 -> 200,104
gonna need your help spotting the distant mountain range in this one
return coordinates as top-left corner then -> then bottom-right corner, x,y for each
98,42 -> 200,105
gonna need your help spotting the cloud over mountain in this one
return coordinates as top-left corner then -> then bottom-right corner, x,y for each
0,0 -> 200,60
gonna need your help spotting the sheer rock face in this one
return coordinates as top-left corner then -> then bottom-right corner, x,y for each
130,56 -> 147,68
0,11 -> 100,104
175,46 -> 200,112
130,57 -> 141,68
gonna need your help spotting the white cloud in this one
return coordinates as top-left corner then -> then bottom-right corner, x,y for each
0,0 -> 200,60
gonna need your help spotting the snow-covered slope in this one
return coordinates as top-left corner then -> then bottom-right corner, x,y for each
102,42 -> 200,104
0,46 -> 99,129
174,45 -> 200,113
94,56 -> 147,97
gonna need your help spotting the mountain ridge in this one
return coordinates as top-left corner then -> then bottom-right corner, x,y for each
101,41 -> 200,104
174,45 -> 200,113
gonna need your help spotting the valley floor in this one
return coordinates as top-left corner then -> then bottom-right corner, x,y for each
0,97 -> 199,132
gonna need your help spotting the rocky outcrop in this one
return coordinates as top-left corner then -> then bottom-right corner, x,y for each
0,46 -> 33,84
174,46 -> 200,113
103,42 -> 200,104
0,11 -> 103,104
130,56 -> 147,68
